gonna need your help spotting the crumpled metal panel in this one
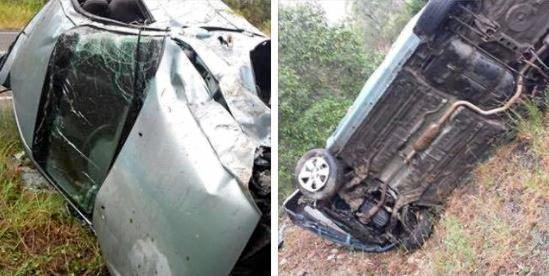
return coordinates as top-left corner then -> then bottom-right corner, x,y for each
3,0 -> 269,274
173,31 -> 272,146
218,73 -> 271,145
283,191 -> 395,253
165,38 -> 263,186
146,0 -> 263,35
93,39 -> 260,275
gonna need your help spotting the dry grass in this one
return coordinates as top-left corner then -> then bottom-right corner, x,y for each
0,0 -> 45,30
279,102 -> 549,275
424,140 -> 548,274
0,107 -> 107,275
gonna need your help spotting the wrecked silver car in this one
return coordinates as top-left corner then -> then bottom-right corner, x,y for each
0,0 -> 270,274
284,0 -> 548,252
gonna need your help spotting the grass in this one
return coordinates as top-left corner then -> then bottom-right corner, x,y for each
420,99 -> 549,274
515,97 -> 549,159
0,107 -> 107,275
0,0 -> 45,30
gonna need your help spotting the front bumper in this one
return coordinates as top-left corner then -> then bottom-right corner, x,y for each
283,190 -> 395,252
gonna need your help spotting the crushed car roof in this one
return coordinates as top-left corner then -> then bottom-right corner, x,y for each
143,0 -> 263,35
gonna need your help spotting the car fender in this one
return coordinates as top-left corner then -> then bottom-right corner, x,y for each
93,40 -> 261,275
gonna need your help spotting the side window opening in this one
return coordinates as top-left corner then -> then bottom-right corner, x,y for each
32,27 -> 164,214
250,40 -> 271,106
78,0 -> 154,25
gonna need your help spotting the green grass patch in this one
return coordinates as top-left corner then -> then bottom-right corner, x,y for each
427,106 -> 548,275
433,216 -> 476,274
0,107 -> 106,274
515,100 -> 548,158
0,0 -> 46,30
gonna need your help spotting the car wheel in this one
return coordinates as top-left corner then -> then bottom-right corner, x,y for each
294,149 -> 343,201
414,0 -> 460,38
399,208 -> 434,251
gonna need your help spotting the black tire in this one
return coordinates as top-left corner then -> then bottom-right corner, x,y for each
399,208 -> 434,251
294,149 -> 343,201
414,0 -> 460,38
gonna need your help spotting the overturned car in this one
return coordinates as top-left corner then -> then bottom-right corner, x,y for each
0,0 -> 270,274
284,0 -> 548,252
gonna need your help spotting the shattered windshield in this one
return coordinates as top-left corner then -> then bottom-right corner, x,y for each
32,27 -> 164,214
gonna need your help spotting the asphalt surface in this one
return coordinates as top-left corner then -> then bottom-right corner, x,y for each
0,31 -> 17,101
0,31 -> 18,52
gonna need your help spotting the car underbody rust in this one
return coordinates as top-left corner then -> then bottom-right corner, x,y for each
406,43 -> 549,163
286,0 -> 549,252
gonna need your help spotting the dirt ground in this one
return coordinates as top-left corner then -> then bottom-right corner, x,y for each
279,124 -> 549,275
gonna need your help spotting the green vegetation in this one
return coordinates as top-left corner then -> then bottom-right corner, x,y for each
0,0 -> 46,30
280,101 -> 549,275
225,0 -> 271,34
0,108 -> 106,274
279,0 -> 423,201
427,104 -> 548,274
350,0 -> 426,50
514,97 -> 549,157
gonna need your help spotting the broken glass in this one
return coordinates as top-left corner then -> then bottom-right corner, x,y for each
32,26 -> 164,214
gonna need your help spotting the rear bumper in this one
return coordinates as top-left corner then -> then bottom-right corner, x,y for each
283,190 -> 395,252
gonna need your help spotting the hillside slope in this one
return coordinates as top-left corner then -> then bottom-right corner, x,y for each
280,105 -> 548,275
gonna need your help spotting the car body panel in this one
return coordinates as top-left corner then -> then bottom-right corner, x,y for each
327,12 -> 422,153
173,32 -> 272,147
286,0 -> 549,251
283,190 -> 395,252
1,0 -> 269,274
93,41 -> 260,275
145,0 -> 263,35
4,0 -> 74,147
0,0 -> 51,84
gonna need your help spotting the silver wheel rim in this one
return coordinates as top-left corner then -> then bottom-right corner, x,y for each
298,156 -> 330,192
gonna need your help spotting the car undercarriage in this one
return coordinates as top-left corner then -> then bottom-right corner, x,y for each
285,0 -> 549,251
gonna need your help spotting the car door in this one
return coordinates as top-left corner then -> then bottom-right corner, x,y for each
31,26 -> 164,215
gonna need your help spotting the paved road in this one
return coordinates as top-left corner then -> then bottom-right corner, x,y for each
0,31 -> 16,101
0,31 -> 19,52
